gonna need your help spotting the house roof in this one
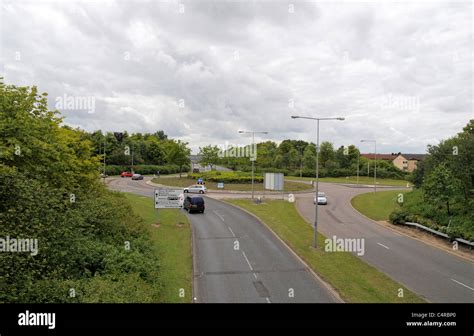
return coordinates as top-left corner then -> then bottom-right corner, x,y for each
401,154 -> 427,161
360,153 -> 398,161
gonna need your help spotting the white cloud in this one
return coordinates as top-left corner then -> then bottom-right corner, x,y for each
1,0 -> 471,154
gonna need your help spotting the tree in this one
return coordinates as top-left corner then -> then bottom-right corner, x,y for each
153,130 -> 168,140
165,140 -> 191,177
146,139 -> 165,165
422,119 -> 474,202
0,80 -> 99,190
319,142 -> 335,168
288,148 -> 299,170
303,144 -> 316,170
199,145 -> 220,170
423,164 -> 462,216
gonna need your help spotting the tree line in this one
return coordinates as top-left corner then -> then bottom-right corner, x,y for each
200,140 -> 406,179
85,130 -> 190,176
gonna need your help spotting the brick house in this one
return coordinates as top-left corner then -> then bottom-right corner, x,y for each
360,153 -> 426,173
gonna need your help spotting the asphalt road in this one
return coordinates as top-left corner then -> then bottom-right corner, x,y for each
108,177 -> 339,303
295,182 -> 474,303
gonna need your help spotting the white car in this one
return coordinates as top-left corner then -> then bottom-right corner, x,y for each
183,184 -> 207,194
314,192 -> 327,205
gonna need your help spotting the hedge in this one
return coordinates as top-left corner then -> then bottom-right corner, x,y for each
104,164 -> 189,176
188,171 -> 263,184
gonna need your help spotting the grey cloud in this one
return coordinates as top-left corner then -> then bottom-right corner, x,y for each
1,0 -> 471,154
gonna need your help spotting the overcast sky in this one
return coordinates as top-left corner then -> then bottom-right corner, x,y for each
1,0 -> 472,154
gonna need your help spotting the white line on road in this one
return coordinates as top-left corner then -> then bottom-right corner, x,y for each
451,278 -> 474,291
213,210 -> 225,221
228,226 -> 235,237
265,297 -> 271,303
377,242 -> 390,250
242,251 -> 254,271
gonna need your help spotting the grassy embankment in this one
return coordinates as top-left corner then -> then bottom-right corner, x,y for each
124,193 -> 192,303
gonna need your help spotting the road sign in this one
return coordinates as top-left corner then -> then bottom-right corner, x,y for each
217,182 -> 224,189
154,189 -> 183,209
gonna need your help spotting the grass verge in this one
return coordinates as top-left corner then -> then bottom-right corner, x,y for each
285,175 -> 411,187
227,199 -> 424,303
351,190 -> 409,221
124,193 -> 192,303
152,177 -> 312,192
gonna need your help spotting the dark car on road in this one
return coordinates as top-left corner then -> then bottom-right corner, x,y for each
183,196 -> 205,213
131,173 -> 144,180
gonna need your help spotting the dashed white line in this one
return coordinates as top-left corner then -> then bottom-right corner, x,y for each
228,226 -> 235,237
242,251 -> 258,279
242,251 -> 253,271
213,210 -> 225,221
265,297 -> 271,303
451,278 -> 474,291
377,242 -> 390,250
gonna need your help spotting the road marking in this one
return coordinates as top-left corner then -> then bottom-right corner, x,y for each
253,273 -> 258,279
377,242 -> 390,250
265,297 -> 271,303
451,279 -> 474,291
242,251 -> 254,271
228,226 -> 235,237
213,210 -> 225,221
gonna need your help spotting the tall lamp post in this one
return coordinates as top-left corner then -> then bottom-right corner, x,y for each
291,116 -> 345,248
361,139 -> 377,192
356,148 -> 360,185
103,138 -> 106,184
238,130 -> 268,200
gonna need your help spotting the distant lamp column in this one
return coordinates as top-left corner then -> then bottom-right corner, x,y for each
361,140 -> 377,192
103,138 -> 106,183
238,130 -> 268,200
356,149 -> 360,185
291,115 -> 345,248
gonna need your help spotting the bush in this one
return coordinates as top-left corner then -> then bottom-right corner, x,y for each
0,167 -> 161,303
389,209 -> 409,224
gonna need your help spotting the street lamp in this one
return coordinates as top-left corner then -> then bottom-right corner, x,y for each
103,138 -> 106,183
291,115 -> 345,248
238,130 -> 268,200
361,139 -> 377,192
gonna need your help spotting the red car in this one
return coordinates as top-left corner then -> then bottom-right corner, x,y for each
120,171 -> 134,178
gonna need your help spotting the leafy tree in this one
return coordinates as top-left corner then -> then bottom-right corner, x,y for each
288,148 -> 299,170
165,140 -> 190,177
303,144 -> 316,170
423,163 -> 462,216
146,139 -> 166,165
0,81 -> 99,190
153,130 -> 168,141
199,145 -> 220,170
319,142 -> 335,168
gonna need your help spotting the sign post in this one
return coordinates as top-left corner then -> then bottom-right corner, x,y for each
154,189 -> 183,209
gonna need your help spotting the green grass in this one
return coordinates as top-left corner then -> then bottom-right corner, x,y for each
285,175 -> 411,187
152,177 -> 313,192
351,190 -> 409,221
124,193 -> 192,303
227,199 -> 424,303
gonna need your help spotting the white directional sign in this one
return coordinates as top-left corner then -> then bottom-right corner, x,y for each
154,189 -> 184,209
